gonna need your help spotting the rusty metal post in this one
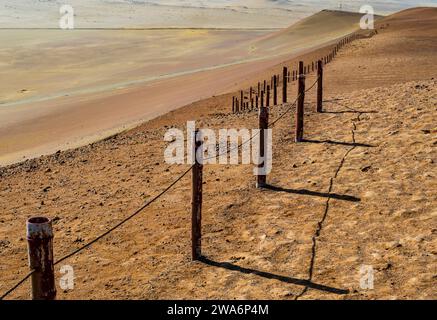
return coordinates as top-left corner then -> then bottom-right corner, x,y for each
282,66 -> 288,103
317,60 -> 323,113
266,85 -> 270,108
240,90 -> 244,110
191,130 -> 203,261
296,61 -> 305,142
255,95 -> 258,109
235,98 -> 239,113
261,91 -> 264,108
258,82 -> 260,97
250,87 -> 253,108
27,217 -> 56,300
257,104 -> 268,189
273,76 -> 277,105
232,96 -> 235,113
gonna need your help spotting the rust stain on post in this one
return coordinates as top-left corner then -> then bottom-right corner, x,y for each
257,104 -> 268,188
283,66 -> 288,103
27,217 -> 56,300
273,76 -> 277,106
296,61 -> 305,142
191,130 -> 203,261
266,85 -> 270,108
317,60 -> 323,113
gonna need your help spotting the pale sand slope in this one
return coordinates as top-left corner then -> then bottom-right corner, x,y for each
0,8 -> 436,300
0,0 -> 311,29
0,0 -> 399,29
0,10 -> 370,166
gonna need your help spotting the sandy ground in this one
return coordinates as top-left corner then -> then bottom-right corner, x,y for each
0,10 -> 367,166
0,7 -> 436,300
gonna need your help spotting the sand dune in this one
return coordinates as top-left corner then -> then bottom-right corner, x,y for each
0,0 -> 417,29
0,10 -> 369,166
255,10 -> 379,52
0,7 -> 436,300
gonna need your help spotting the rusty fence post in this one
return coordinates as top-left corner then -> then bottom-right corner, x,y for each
296,61 -> 305,142
317,60 -> 323,113
273,76 -> 277,105
266,85 -> 270,108
191,130 -> 203,261
250,87 -> 253,109
240,90 -> 244,110
257,104 -> 269,188
261,90 -> 264,108
27,217 -> 56,300
282,66 -> 288,103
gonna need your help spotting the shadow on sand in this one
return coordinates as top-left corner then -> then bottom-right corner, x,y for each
263,184 -> 361,202
302,139 -> 375,148
199,256 -> 349,295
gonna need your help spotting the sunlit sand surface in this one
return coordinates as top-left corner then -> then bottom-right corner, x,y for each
0,10 -> 369,165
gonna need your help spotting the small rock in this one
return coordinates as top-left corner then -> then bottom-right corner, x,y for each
74,237 -> 84,243
361,165 -> 372,172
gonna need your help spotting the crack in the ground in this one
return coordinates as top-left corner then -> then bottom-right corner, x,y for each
295,110 -> 364,299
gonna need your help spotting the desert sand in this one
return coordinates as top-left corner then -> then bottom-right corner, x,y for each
0,7 -> 436,300
0,0 -> 408,29
0,10 -> 369,166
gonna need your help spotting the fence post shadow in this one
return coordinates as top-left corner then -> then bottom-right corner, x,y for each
302,139 -> 376,148
198,256 -> 349,296
263,184 -> 361,202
